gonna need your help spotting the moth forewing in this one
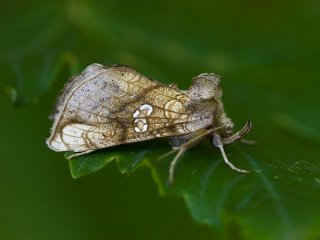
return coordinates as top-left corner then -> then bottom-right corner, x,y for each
47,64 -> 198,152
47,64 -> 252,182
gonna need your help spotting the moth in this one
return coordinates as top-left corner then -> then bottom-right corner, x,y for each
47,63 -> 252,183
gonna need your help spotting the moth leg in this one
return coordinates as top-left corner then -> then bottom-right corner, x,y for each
158,129 -> 211,162
222,120 -> 252,145
168,148 -> 186,183
169,128 -> 208,148
240,139 -> 256,145
66,150 -> 95,160
165,129 -> 216,183
159,126 -> 225,183
211,132 -> 249,173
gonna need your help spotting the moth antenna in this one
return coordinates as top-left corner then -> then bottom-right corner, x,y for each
168,148 -> 186,184
211,133 -> 249,173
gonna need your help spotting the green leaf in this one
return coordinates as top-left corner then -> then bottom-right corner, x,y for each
68,142 -> 165,178
67,151 -> 115,179
66,84 -> 320,239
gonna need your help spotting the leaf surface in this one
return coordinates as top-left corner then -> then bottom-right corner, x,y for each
68,92 -> 320,239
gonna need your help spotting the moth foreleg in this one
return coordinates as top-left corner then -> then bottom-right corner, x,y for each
66,150 -> 95,160
211,132 -> 249,173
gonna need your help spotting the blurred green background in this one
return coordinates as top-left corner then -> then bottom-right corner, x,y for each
1,0 -> 320,239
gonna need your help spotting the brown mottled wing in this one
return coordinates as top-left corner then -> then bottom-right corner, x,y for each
46,64 -> 198,153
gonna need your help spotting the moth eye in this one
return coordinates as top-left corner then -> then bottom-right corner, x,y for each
225,124 -> 234,134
